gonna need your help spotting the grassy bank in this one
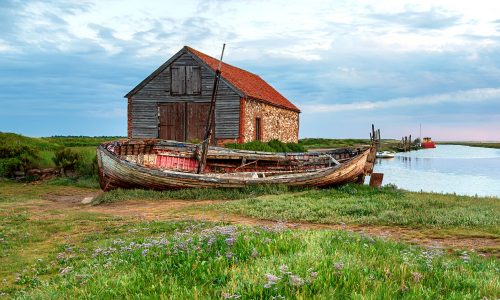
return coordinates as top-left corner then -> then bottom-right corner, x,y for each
213,184 -> 500,234
0,180 -> 499,298
0,132 -> 121,179
439,142 -> 500,149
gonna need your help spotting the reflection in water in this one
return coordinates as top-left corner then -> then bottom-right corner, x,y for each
371,145 -> 500,197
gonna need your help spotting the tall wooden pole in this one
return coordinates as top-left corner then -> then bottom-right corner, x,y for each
197,44 -> 226,174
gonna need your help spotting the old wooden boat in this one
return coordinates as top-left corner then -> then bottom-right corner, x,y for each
96,139 -> 376,191
376,151 -> 396,159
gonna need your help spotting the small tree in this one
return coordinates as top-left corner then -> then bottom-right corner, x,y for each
52,148 -> 81,176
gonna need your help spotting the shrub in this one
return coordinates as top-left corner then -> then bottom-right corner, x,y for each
0,143 -> 40,177
225,141 -> 276,152
52,148 -> 81,176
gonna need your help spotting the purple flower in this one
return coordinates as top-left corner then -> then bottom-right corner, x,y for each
225,237 -> 236,246
265,273 -> 281,283
289,275 -> 304,286
279,264 -> 290,274
334,262 -> 344,270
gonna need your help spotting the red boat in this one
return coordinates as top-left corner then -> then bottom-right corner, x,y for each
421,137 -> 436,148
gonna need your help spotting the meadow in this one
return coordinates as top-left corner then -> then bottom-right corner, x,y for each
0,133 -> 499,298
0,180 -> 499,298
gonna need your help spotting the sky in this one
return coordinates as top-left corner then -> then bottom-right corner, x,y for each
1,0 -> 499,141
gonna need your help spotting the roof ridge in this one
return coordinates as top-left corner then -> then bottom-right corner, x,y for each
183,46 -> 300,113
184,46 -> 260,77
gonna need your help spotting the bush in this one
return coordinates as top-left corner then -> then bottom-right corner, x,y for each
0,143 -> 40,177
52,148 -> 81,176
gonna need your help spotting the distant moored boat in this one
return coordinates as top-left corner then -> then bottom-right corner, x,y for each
421,137 -> 436,148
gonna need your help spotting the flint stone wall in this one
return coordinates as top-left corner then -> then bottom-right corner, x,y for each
243,99 -> 299,143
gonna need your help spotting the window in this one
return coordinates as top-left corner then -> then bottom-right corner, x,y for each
255,118 -> 261,141
171,66 -> 201,95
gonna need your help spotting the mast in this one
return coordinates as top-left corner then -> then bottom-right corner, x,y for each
197,43 -> 226,174
419,123 -> 422,146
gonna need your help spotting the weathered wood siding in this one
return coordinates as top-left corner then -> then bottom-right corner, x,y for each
130,52 -> 240,139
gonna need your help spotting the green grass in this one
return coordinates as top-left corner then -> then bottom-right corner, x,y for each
226,140 -> 306,152
12,224 -> 500,299
439,142 -> 500,149
93,184 -> 299,204
0,132 -> 61,152
213,184 -> 500,234
41,136 -> 125,147
0,181 -> 499,298
298,138 -> 401,152
299,138 -> 370,149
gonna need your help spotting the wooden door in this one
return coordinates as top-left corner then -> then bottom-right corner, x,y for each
159,103 -> 185,141
186,103 -> 212,143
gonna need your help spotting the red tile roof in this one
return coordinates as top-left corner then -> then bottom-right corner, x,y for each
186,46 -> 300,113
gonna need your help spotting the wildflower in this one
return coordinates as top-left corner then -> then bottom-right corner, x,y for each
251,248 -> 259,258
222,293 -> 241,299
225,237 -> 236,246
264,273 -> 281,288
289,275 -> 304,286
226,252 -> 234,260
310,271 -> 318,279
265,273 -> 281,283
59,266 -> 72,275
279,264 -> 290,274
411,272 -> 423,283
334,262 -> 344,270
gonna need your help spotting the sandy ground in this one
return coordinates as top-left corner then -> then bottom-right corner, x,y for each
40,189 -> 499,256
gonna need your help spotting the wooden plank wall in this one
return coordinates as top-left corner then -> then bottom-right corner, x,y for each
131,52 -> 240,139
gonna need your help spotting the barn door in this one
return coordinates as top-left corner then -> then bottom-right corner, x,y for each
159,103 -> 185,141
186,103 -> 213,143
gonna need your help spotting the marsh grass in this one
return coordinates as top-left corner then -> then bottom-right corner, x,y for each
12,224 -> 500,299
214,184 -> 500,233
47,176 -> 100,189
439,142 -> 500,149
93,184 -> 298,204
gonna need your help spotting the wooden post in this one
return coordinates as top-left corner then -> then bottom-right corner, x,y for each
369,173 -> 384,187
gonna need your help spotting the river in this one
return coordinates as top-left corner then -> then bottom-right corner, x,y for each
371,145 -> 500,197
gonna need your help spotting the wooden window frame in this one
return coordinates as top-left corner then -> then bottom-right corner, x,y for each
255,117 -> 262,141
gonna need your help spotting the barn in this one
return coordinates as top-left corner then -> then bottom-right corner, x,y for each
125,46 -> 300,145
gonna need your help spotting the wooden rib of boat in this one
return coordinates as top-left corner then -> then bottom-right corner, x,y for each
96,139 -> 376,191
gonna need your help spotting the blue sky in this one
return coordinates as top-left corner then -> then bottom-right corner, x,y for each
1,0 -> 499,140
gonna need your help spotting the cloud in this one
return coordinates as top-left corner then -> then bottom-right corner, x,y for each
369,8 -> 462,30
301,88 -> 500,113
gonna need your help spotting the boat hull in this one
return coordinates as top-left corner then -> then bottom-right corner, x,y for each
96,141 -> 373,191
421,142 -> 436,148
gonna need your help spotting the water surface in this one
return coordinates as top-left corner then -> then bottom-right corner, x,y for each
372,145 -> 500,197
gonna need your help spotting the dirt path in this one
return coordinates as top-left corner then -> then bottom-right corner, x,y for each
42,190 -> 499,256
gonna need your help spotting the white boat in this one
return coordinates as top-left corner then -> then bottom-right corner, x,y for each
376,151 -> 395,159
